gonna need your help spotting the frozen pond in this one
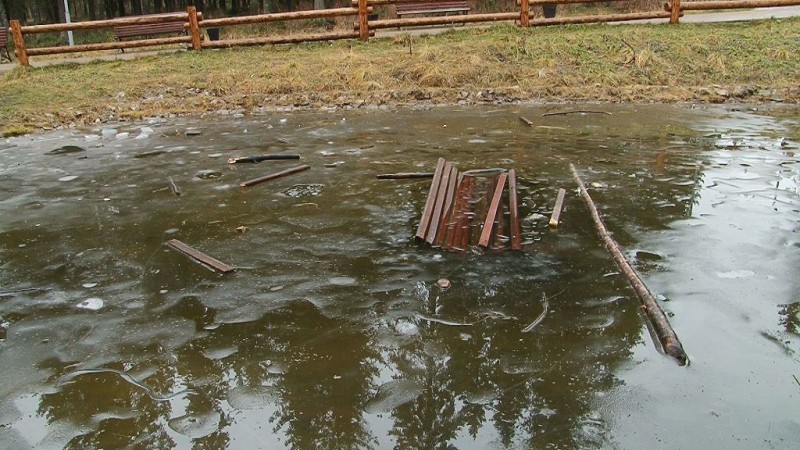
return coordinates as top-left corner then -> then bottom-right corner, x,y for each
0,105 -> 799,449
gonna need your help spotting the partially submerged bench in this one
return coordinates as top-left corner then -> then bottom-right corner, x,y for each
114,14 -> 187,51
395,1 -> 471,18
0,27 -> 10,62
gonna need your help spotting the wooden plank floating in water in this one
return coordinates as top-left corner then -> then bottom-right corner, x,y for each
376,172 -> 435,180
519,116 -> 533,126
228,154 -> 301,164
570,164 -> 687,365
426,162 -> 455,244
240,164 -> 310,188
479,172 -> 508,248
433,170 -> 460,247
165,239 -> 235,274
415,158 -> 446,241
549,188 -> 567,228
508,169 -> 522,251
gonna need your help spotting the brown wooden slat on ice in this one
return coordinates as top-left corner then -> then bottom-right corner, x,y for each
549,188 -> 567,228
443,174 -> 469,250
166,239 -> 235,274
446,176 -> 474,251
376,172 -> 434,180
415,158 -> 446,241
479,172 -> 508,248
240,165 -> 310,188
508,169 -> 522,250
492,194 -> 506,250
456,176 -> 477,251
434,169 -> 460,247
426,162 -> 455,244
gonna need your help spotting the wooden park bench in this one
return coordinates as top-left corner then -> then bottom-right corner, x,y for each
0,27 -> 11,62
395,1 -> 471,19
114,14 -> 187,51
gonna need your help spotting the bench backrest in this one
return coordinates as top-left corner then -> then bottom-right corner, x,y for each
0,27 -> 8,47
395,1 -> 471,13
114,21 -> 186,39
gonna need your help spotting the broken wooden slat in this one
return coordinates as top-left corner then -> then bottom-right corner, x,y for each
549,188 -> 567,228
228,154 -> 301,164
443,174 -> 469,250
240,164 -> 310,188
426,162 -> 455,244
415,158 -> 446,241
479,172 -> 508,248
166,239 -> 235,274
434,170 -> 460,247
376,172 -> 434,180
492,193 -> 506,250
168,176 -> 181,196
508,169 -> 522,250
457,176 -> 477,251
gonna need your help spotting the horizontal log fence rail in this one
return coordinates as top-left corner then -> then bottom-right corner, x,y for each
9,9 -> 202,66
198,6 -> 372,49
6,1 -> 800,66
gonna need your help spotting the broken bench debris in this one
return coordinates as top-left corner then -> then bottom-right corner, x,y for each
240,164 -> 311,188
548,188 -> 566,228
414,158 -> 523,253
376,172 -> 435,180
165,239 -> 235,274
228,154 -> 301,164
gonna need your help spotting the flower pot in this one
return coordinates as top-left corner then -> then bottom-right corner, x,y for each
543,4 -> 557,18
207,27 -> 220,41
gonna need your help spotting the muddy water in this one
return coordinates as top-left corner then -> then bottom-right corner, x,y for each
0,105 -> 798,449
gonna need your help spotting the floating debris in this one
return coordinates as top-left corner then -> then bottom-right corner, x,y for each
549,188 -> 567,228
241,165 -> 310,188
196,170 -> 223,180
76,298 -> 104,311
228,154 -> 301,164
376,172 -> 434,180
165,239 -> 235,274
58,175 -> 78,182
167,177 -> 181,196
436,278 -> 451,290
134,149 -> 166,159
283,184 -> 323,198
48,145 -> 85,155
185,129 -> 203,136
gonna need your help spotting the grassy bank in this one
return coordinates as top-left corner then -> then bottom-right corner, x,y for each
1,19 -> 799,136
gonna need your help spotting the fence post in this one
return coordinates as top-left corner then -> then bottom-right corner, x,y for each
10,20 -> 28,66
520,0 -> 530,27
670,0 -> 681,24
187,6 -> 202,50
358,0 -> 369,41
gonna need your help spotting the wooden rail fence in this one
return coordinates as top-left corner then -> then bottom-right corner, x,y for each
7,0 -> 800,65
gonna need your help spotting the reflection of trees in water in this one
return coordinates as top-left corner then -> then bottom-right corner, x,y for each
386,279 -> 641,449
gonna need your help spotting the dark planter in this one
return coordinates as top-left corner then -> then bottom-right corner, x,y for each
367,13 -> 379,21
543,4 -> 557,18
207,27 -> 220,41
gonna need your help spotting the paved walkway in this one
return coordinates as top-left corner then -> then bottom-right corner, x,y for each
2,6 -> 799,74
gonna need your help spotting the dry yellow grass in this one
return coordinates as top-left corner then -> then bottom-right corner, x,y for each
1,18 -> 799,136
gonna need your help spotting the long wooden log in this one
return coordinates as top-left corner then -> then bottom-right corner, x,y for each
368,12 -> 518,30
570,164 -> 687,365
680,0 -> 800,10
240,164 -> 310,188
200,8 -> 363,28
520,0 -> 632,5
549,188 -> 566,228
25,36 -> 191,56
529,11 -> 671,26
479,172 -> 508,248
203,31 -> 369,49
9,20 -> 28,66
376,172 -> 434,179
508,169 -> 522,250
166,239 -> 235,274
20,12 -> 190,34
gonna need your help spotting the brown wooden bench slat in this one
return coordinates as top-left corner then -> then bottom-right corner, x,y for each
0,27 -> 10,62
114,21 -> 186,40
396,1 -> 471,17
